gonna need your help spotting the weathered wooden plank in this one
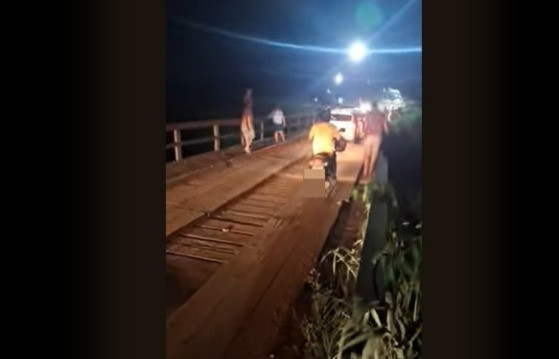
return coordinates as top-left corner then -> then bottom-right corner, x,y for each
174,236 -> 242,252
182,178 -> 207,186
224,149 -> 364,358
167,145 -> 364,359
166,184 -> 199,205
178,233 -> 245,247
166,148 -> 305,237
210,212 -> 269,227
247,193 -> 288,204
165,143 -> 363,359
224,200 -> 345,358
174,144 -> 308,215
166,215 -> 296,359
167,241 -> 236,262
166,205 -> 204,238
224,208 -> 274,220
166,134 -> 304,188
195,218 -> 261,235
256,186 -> 290,193
251,188 -> 291,197
166,250 -> 226,264
180,226 -> 253,244
237,198 -> 284,210
166,255 -> 221,318
226,203 -> 278,216
169,242 -> 237,258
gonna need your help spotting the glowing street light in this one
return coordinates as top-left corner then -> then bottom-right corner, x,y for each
338,97 -> 344,104
326,88 -> 331,94
348,41 -> 367,62
334,73 -> 343,85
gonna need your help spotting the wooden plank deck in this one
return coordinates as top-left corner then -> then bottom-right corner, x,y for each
166,133 -> 306,187
165,160 -> 307,316
165,137 -> 309,237
166,143 -> 364,359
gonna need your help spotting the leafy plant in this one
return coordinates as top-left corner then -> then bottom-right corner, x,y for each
301,184 -> 422,359
319,239 -> 363,299
337,232 -> 422,359
301,237 -> 364,359
301,289 -> 353,359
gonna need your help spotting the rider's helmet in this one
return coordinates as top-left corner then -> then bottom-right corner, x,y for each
319,107 -> 331,122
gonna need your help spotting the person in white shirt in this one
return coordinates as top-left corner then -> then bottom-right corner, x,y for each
269,105 -> 286,143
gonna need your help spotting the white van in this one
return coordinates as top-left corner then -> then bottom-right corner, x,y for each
329,107 -> 359,142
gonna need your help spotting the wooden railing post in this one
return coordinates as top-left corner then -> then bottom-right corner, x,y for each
173,129 -> 182,162
213,124 -> 220,151
260,121 -> 264,141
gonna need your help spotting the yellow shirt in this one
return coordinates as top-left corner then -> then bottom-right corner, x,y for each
308,122 -> 341,155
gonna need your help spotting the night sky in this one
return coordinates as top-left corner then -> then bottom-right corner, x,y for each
167,0 -> 422,121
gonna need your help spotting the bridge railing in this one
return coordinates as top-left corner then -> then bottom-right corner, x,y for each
166,112 -> 315,162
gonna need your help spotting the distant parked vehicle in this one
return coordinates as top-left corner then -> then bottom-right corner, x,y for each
329,107 -> 362,142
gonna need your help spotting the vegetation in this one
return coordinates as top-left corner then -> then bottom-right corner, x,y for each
390,106 -> 422,138
301,184 -> 422,359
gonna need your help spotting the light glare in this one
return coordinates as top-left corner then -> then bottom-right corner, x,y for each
334,73 -> 343,85
348,42 -> 367,62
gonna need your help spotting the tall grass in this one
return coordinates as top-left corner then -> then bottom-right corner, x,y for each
302,184 -> 422,359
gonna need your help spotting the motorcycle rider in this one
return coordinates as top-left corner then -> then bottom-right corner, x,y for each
308,108 -> 343,180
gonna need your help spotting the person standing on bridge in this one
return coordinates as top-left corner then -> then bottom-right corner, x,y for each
269,105 -> 286,143
241,88 -> 255,153
362,101 -> 389,183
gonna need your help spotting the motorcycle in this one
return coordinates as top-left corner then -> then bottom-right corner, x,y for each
308,130 -> 347,189
308,153 -> 334,189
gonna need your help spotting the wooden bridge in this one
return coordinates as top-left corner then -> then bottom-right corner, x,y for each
166,113 -> 367,359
